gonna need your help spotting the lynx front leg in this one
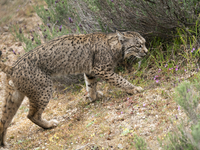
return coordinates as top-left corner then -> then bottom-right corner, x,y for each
84,74 -> 103,102
95,71 -> 143,94
0,87 -> 25,147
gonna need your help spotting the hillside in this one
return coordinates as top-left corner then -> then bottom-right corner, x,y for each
0,0 -> 198,149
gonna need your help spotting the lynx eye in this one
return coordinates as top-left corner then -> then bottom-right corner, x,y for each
139,45 -> 142,48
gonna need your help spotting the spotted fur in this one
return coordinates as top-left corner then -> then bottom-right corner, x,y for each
0,30 -> 147,147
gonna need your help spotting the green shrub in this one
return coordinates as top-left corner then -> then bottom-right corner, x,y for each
158,74 -> 200,150
83,0 -> 200,41
134,134 -> 148,150
174,79 -> 200,124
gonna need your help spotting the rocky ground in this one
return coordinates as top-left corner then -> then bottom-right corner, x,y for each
0,1 -> 196,150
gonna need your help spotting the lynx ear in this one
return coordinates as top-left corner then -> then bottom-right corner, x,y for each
116,30 -> 125,42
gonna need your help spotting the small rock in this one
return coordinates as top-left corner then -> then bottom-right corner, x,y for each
115,107 -> 120,110
16,42 -> 22,46
2,32 -> 8,35
118,144 -> 123,149
107,106 -> 111,110
3,26 -> 9,32
18,18 -> 24,24
8,48 -> 13,52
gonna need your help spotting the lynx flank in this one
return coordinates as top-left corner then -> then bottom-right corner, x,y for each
0,31 -> 147,147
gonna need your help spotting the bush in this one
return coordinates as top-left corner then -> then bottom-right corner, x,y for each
34,0 -> 200,41
134,134 -> 148,150
82,0 -> 200,41
157,74 -> 200,150
12,0 -> 103,52
35,0 -> 101,34
174,78 -> 200,124
14,0 -> 200,51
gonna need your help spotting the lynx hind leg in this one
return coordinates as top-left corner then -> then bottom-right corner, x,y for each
27,85 -> 59,129
0,81 -> 25,147
84,74 -> 103,102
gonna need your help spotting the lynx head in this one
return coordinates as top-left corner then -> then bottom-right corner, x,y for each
116,30 -> 148,59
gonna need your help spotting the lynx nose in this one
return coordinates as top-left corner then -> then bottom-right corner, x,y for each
144,47 -> 148,54
142,47 -> 148,56
139,47 -> 148,57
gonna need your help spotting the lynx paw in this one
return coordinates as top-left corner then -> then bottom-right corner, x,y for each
84,91 -> 103,103
84,96 -> 94,103
0,142 -> 8,149
135,86 -> 144,93
49,119 -> 59,128
97,91 -> 104,98
126,86 -> 144,94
